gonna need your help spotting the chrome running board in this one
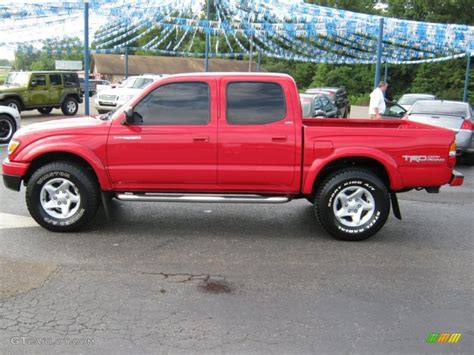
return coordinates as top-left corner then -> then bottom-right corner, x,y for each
115,193 -> 291,204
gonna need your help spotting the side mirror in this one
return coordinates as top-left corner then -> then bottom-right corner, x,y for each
123,106 -> 134,124
30,80 -> 37,87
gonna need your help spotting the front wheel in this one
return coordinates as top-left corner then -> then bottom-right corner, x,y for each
26,162 -> 100,232
3,98 -> 21,112
61,97 -> 78,116
314,168 -> 390,241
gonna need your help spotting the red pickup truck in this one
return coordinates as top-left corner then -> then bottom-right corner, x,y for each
2,73 -> 463,240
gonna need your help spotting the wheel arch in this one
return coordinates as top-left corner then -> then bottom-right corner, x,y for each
1,94 -> 25,109
60,92 -> 81,104
22,149 -> 111,191
303,150 -> 403,196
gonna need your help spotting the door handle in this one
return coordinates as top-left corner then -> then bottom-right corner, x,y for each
271,136 -> 287,142
193,136 -> 209,142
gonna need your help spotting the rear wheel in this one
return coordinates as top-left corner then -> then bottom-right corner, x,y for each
61,97 -> 78,116
26,162 -> 100,232
38,107 -> 53,115
0,114 -> 16,143
314,168 -> 390,241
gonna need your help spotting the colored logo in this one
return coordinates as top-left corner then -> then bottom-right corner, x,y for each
426,333 -> 462,344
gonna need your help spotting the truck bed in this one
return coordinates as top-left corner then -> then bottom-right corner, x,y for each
301,118 -> 456,192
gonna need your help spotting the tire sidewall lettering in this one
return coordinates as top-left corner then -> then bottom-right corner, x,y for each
35,171 -> 84,227
327,178 -> 381,235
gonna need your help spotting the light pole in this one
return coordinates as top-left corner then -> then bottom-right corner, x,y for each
373,17 -> 384,89
83,0 -> 90,115
204,0 -> 210,71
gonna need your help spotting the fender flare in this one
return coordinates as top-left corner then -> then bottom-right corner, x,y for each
1,94 -> 25,108
302,147 -> 403,194
17,141 -> 111,191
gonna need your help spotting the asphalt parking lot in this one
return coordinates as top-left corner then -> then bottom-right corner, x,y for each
0,110 -> 472,354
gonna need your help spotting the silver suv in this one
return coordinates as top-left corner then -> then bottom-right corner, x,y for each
94,75 -> 163,114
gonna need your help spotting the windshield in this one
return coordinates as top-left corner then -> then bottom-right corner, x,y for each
121,77 -> 153,89
409,101 -> 469,118
398,95 -> 434,105
300,97 -> 313,117
5,72 -> 30,86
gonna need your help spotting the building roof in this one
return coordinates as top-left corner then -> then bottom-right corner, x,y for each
91,54 -> 262,76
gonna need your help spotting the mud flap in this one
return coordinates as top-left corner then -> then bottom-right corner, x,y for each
390,192 -> 402,220
101,191 -> 112,221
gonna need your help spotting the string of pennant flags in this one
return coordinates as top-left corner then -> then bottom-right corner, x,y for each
0,0 -> 472,64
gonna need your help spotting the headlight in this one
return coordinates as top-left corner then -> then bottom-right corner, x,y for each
7,139 -> 20,155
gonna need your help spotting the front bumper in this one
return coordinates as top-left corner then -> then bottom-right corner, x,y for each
449,170 -> 464,186
94,101 -> 119,112
3,174 -> 22,191
2,158 -> 29,191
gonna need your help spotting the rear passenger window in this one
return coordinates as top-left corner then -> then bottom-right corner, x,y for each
50,74 -> 62,86
226,82 -> 286,124
133,82 -> 209,125
64,73 -> 78,87
31,75 -> 46,86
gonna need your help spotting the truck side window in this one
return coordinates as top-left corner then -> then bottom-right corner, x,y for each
133,82 -> 210,125
50,74 -> 62,86
226,82 -> 286,124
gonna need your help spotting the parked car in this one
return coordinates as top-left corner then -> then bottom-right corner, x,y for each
300,93 -> 338,118
382,100 -> 407,119
0,105 -> 21,144
0,71 -> 82,116
406,100 -> 473,158
94,75 -> 162,114
79,78 -> 112,97
96,80 -> 112,93
397,93 -> 437,110
305,87 -> 350,118
3,73 -> 463,241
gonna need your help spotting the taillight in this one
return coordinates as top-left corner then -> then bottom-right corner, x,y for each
449,142 -> 457,157
460,119 -> 473,131
448,141 -> 456,168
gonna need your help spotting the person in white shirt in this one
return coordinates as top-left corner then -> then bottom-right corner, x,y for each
368,81 -> 388,119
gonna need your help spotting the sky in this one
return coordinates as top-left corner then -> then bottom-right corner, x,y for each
0,1 -> 107,61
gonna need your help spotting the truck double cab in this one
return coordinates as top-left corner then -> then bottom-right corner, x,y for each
0,71 -> 82,116
2,73 -> 464,241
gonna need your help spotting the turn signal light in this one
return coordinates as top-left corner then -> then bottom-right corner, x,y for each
7,139 -> 20,155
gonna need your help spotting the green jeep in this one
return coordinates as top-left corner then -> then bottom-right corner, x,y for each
0,71 -> 83,116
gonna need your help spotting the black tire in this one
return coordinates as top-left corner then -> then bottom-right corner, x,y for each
61,97 -> 79,116
26,161 -> 100,232
2,98 -> 21,112
0,114 -> 16,144
38,107 -> 53,115
306,196 -> 314,204
462,151 -> 474,166
314,168 -> 390,241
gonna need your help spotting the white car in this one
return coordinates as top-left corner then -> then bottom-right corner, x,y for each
397,93 -> 437,111
0,105 -> 21,144
95,80 -> 112,94
94,75 -> 163,114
